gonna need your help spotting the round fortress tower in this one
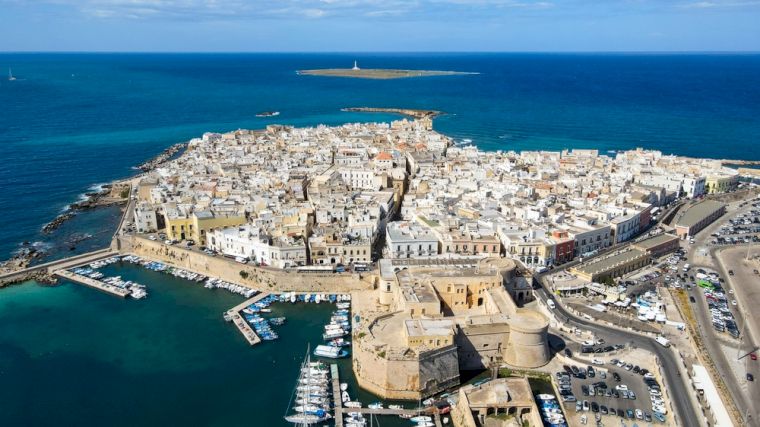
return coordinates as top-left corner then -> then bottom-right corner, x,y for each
503,310 -> 550,368
478,257 -> 516,285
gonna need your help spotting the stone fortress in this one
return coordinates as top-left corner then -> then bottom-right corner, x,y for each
352,256 -> 550,399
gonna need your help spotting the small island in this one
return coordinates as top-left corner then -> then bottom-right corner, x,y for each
341,107 -> 442,120
298,61 -> 477,80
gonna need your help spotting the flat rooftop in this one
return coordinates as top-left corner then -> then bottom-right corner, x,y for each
405,319 -> 454,337
573,248 -> 648,276
676,200 -> 725,228
633,233 -> 679,250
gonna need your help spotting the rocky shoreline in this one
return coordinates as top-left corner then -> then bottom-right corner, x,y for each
1,141 -> 181,273
134,142 -> 187,172
41,184 -> 126,234
0,269 -> 58,288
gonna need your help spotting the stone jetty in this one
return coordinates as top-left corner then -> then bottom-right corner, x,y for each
134,142 -> 187,172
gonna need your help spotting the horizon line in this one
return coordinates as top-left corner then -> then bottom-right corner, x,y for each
1,50 -> 760,55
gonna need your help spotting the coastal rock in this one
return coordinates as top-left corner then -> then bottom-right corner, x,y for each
135,142 -> 187,172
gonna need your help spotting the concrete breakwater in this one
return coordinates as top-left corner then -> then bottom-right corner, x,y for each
0,248 -> 114,288
118,235 -> 374,293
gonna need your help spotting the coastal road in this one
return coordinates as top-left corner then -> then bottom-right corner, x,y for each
533,278 -> 701,427
685,198 -> 760,424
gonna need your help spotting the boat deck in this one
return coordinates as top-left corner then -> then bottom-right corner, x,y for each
54,269 -> 131,298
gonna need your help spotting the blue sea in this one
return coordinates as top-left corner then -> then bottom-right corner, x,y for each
2,53 -> 760,260
1,53 -> 759,426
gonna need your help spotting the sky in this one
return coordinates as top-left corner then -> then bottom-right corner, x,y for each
0,0 -> 758,52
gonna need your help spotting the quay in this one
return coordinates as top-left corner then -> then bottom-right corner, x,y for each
53,269 -> 131,298
225,292 -> 273,346
331,364 -> 343,427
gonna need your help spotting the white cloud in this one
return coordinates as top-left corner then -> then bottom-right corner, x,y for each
679,0 -> 760,8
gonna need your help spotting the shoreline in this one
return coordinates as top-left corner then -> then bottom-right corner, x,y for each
297,68 -> 478,80
2,112 -> 759,279
0,143 -> 188,274
341,107 -> 442,120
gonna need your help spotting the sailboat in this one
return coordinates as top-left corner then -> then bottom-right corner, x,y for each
284,346 -> 333,425
8,68 -> 17,81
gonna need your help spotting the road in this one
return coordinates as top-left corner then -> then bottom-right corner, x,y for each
533,279 -> 701,427
527,198 -> 700,425
685,198 -> 759,425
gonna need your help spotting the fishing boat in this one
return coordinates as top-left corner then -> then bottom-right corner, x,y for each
270,317 -> 286,326
367,402 -> 383,410
314,344 -> 349,359
256,111 -> 280,117
328,338 -> 351,347
323,329 -> 347,340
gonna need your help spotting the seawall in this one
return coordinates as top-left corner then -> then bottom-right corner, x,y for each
117,235 -> 374,293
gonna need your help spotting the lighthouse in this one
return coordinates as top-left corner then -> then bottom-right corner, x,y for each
352,60 -> 360,71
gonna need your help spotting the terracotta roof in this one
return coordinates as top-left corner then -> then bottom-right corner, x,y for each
376,152 -> 393,161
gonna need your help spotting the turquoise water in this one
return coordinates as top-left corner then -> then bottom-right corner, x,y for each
0,263 -> 411,426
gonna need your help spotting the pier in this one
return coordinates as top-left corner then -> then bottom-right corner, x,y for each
331,363 -> 441,424
54,269 -> 131,298
331,364 -> 344,427
225,292 -> 273,346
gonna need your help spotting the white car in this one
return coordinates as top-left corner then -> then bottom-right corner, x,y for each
615,385 -> 629,391
592,358 -> 605,365
732,300 -> 738,306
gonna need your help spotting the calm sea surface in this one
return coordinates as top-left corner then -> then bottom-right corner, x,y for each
1,53 -> 758,425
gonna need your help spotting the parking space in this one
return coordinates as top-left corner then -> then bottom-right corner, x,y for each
555,359 -> 669,425
709,199 -> 760,247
